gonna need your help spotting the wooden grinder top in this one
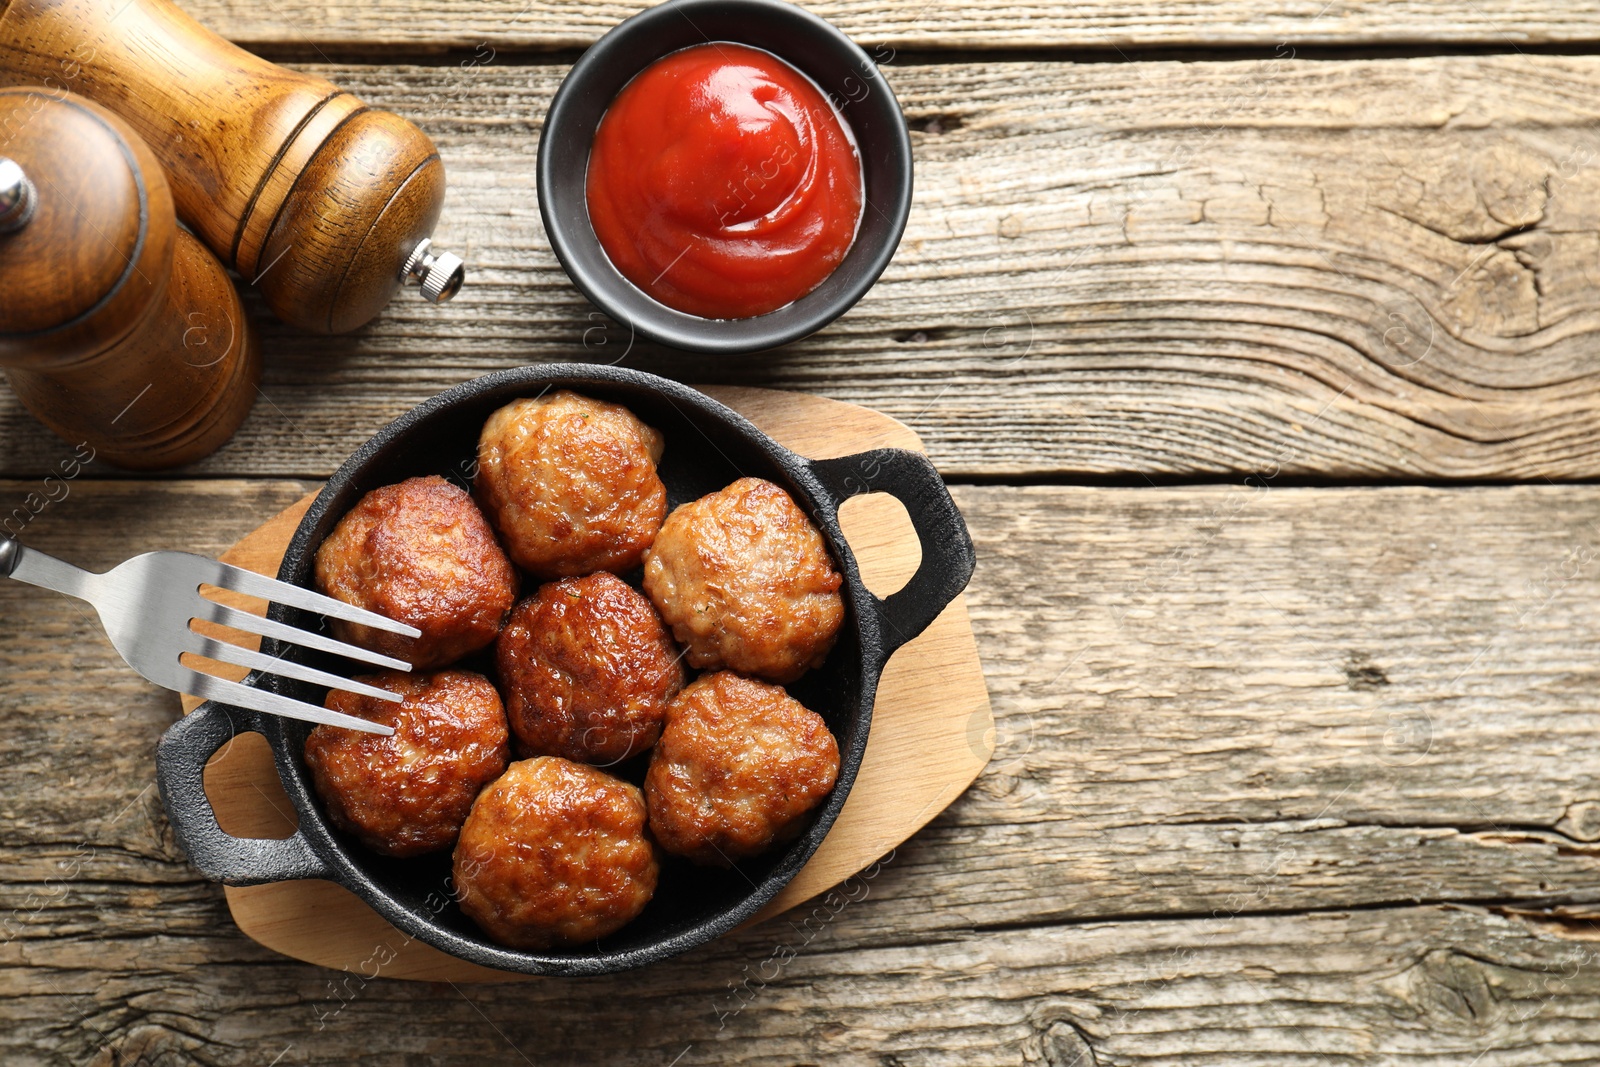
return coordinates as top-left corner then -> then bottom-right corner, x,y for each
0,87 -> 173,366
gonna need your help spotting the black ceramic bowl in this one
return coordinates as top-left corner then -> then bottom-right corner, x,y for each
537,0 -> 913,353
156,365 -> 972,976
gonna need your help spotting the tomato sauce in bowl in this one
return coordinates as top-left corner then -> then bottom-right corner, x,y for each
585,42 -> 865,320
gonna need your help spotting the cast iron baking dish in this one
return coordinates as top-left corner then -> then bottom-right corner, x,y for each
156,364 -> 974,976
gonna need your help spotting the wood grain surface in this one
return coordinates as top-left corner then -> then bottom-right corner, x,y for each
4,1 -> 1599,1061
9,54 -> 1600,480
7,477 -> 1600,1062
112,0 -> 1600,53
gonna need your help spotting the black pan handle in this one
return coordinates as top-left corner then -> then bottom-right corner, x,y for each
155,701 -> 332,886
808,448 -> 976,656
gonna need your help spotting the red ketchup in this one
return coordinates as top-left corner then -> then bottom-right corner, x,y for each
585,43 -> 865,320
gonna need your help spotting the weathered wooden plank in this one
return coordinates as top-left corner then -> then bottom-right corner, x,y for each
6,905 -> 1600,1064
170,0 -> 1600,53
11,479 -> 1600,1055
7,478 -> 1600,954
9,54 -> 1600,480
949,479 -> 1600,937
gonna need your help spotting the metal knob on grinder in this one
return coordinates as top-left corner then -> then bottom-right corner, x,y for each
0,0 -> 465,334
0,157 -> 36,233
403,238 -> 466,305
0,88 -> 260,469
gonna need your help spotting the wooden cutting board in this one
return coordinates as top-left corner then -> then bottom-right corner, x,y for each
180,385 -> 994,981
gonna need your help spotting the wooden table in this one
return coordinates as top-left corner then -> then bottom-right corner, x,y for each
7,2 -> 1600,1063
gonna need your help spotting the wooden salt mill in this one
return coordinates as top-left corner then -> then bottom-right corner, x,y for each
0,0 -> 465,335
0,87 -> 259,469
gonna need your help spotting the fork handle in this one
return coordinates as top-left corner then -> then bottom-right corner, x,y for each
0,538 -> 96,599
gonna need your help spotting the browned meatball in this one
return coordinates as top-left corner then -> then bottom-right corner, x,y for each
314,475 -> 519,670
643,477 -> 845,683
453,757 -> 659,949
496,572 -> 685,766
645,671 -> 840,866
474,391 -> 667,578
304,670 -> 510,858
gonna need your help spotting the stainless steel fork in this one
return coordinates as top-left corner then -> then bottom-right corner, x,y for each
0,536 -> 420,735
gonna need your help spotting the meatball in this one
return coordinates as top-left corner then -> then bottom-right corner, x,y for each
315,475 -> 519,670
643,477 -> 844,683
453,757 -> 659,949
645,671 -> 840,866
304,670 -> 510,858
496,572 -> 685,766
474,391 -> 667,578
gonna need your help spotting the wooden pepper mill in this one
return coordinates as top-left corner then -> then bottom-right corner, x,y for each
0,87 -> 259,469
0,0 -> 465,334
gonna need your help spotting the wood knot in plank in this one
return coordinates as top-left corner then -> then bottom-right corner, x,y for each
1345,652 -> 1390,690
1036,1019 -> 1097,1066
909,113 -> 964,136
1557,801 -> 1600,843
1399,948 -> 1502,1034
89,1024 -> 203,1067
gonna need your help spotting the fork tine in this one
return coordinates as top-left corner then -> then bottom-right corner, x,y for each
185,634 -> 405,703
192,556 -> 422,639
180,669 -> 394,735
196,601 -> 412,672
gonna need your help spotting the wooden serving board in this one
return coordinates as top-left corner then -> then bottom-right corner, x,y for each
180,386 -> 994,981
